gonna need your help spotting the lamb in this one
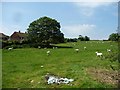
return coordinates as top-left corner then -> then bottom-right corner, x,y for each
44,47 -> 47,49
107,49 -> 111,52
8,47 -> 13,51
41,65 -> 44,68
53,47 -> 55,49
47,50 -> 50,55
75,49 -> 79,53
38,46 -> 41,49
95,52 -> 103,57
84,47 -> 86,50
53,47 -> 57,49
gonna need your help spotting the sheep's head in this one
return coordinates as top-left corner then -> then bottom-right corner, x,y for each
95,52 -> 98,53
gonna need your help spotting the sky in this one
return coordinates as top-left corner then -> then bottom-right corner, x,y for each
0,0 -> 119,40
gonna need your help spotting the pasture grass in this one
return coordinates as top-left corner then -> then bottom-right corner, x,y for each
2,41 -> 118,88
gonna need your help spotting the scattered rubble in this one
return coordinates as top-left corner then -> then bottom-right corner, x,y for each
45,74 -> 74,85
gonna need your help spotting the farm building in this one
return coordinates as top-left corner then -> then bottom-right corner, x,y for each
0,33 -> 9,41
10,31 -> 27,42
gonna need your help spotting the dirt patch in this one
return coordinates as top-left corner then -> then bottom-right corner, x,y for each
86,68 -> 119,85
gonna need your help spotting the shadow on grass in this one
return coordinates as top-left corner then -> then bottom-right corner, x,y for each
47,45 -> 73,49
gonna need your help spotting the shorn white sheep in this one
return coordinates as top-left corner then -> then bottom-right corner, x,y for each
47,50 -> 50,55
95,52 -> 103,57
8,47 -> 13,51
38,46 -> 41,49
53,47 -> 55,49
53,47 -> 58,49
84,47 -> 86,50
75,49 -> 79,53
107,49 -> 111,52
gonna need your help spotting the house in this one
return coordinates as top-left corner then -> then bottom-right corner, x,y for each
10,31 -> 27,42
0,33 -> 9,41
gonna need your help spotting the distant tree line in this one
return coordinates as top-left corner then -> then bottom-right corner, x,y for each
64,35 -> 90,43
78,35 -> 90,41
64,38 -> 78,42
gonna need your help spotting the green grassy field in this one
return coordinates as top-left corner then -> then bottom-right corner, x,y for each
2,41 -> 119,88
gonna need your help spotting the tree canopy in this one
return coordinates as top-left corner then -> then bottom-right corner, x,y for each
108,33 -> 120,41
27,16 -> 64,45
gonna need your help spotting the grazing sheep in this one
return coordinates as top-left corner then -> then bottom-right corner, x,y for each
75,49 -> 79,53
47,50 -> 50,55
38,46 -> 41,49
8,47 -> 13,51
41,65 -> 44,68
44,47 -> 47,49
53,47 -> 57,49
107,49 -> 111,52
53,47 -> 55,49
95,52 -> 103,57
84,47 -> 86,50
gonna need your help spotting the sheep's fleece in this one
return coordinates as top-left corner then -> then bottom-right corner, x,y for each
45,74 -> 74,84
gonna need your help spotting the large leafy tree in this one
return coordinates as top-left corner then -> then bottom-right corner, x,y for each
27,16 -> 64,45
108,33 -> 119,41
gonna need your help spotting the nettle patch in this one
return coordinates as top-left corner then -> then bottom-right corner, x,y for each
86,68 -> 118,86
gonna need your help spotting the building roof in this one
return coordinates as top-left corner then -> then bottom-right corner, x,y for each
0,33 -> 9,38
11,31 -> 27,37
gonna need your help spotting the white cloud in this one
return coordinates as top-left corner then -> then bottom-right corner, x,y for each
74,2 -> 117,16
75,2 -> 110,8
61,24 -> 96,38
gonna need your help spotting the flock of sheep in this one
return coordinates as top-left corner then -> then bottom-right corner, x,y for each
7,42 -> 112,58
45,45 -> 111,58
45,46 -> 111,58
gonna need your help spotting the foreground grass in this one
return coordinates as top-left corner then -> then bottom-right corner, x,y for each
2,41 -> 118,88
